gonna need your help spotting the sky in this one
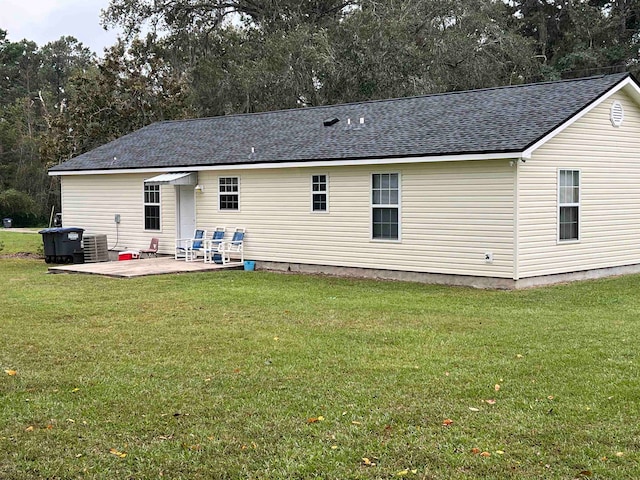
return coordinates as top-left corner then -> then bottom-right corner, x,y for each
1,0 -> 121,54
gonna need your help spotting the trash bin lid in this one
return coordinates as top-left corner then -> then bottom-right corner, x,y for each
38,227 -> 85,234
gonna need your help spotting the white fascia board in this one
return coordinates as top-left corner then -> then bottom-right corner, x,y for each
49,151 -> 521,176
522,76 -> 640,159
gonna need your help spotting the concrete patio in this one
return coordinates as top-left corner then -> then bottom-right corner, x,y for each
47,257 -> 244,278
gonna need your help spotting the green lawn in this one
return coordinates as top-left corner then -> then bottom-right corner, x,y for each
0,229 -> 42,255
1,230 -> 639,479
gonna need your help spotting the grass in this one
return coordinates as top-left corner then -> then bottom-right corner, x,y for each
0,229 -> 42,255
1,230 -> 639,479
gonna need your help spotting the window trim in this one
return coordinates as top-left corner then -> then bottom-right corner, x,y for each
557,168 -> 581,243
311,173 -> 329,213
218,176 -> 240,212
371,172 -> 401,242
143,183 -> 161,231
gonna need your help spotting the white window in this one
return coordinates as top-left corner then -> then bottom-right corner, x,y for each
219,177 -> 239,210
558,169 -> 580,242
372,173 -> 400,240
312,174 -> 328,212
144,184 -> 161,230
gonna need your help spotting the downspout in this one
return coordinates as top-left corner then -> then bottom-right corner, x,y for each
512,156 -> 522,282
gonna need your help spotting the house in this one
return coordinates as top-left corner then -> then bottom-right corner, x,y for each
49,72 -> 640,288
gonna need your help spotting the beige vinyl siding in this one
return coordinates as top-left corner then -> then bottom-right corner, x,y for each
197,160 -> 515,277
61,174 -> 176,254
518,89 -> 640,278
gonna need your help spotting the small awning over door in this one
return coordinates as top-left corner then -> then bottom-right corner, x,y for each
144,172 -> 198,185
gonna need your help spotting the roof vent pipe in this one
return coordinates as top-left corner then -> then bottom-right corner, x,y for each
360,117 -> 365,124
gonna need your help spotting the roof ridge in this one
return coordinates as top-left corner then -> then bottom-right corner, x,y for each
155,72 -> 630,126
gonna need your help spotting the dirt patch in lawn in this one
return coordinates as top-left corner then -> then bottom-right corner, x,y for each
0,252 -> 43,260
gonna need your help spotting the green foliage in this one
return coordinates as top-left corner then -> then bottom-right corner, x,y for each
40,37 -> 194,166
0,189 -> 45,227
0,188 -> 37,216
1,254 -> 640,478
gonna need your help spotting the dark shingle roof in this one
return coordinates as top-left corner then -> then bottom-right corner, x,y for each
50,73 -> 631,172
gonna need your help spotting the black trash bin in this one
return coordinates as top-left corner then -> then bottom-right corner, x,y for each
2,218 -> 12,228
38,227 -> 84,264
72,249 -> 85,264
39,228 -> 58,263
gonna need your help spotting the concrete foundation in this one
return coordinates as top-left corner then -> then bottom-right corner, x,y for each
257,261 -> 640,289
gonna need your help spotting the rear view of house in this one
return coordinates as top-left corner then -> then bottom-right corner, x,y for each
49,72 -> 640,288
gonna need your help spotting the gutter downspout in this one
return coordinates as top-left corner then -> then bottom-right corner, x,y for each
513,155 -> 527,282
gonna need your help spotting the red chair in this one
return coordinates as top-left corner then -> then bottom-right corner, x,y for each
141,237 -> 159,258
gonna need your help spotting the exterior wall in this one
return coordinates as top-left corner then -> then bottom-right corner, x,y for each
195,160 -> 515,278
518,89 -> 640,278
60,173 -> 177,254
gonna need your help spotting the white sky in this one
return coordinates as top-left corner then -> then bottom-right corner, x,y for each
1,0 -> 120,54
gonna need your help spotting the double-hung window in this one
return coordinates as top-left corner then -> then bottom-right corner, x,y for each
144,184 -> 161,230
372,173 -> 400,240
558,169 -> 580,242
312,174 -> 328,212
219,177 -> 239,210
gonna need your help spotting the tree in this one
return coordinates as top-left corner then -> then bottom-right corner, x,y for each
41,37 -> 194,168
509,0 -> 640,77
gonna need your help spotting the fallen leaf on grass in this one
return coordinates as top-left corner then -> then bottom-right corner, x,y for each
71,388 -> 80,393
578,470 -> 592,477
516,354 -> 524,358
480,451 -> 491,457
396,469 -> 417,476
616,452 -> 624,457
351,421 -> 361,425
494,384 -> 501,392
25,426 -> 34,432
469,407 -> 480,412
307,416 -> 324,424
361,457 -> 377,467
485,399 -> 496,405
4,369 -> 17,376
109,448 -> 127,458
46,424 -> 53,430
496,450 -> 505,455
442,418 -> 454,426
471,448 -> 480,454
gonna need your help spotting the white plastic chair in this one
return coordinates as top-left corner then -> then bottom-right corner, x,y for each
219,227 -> 245,265
203,227 -> 227,264
175,229 -> 207,261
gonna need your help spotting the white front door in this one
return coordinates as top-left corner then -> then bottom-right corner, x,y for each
176,185 -> 196,239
